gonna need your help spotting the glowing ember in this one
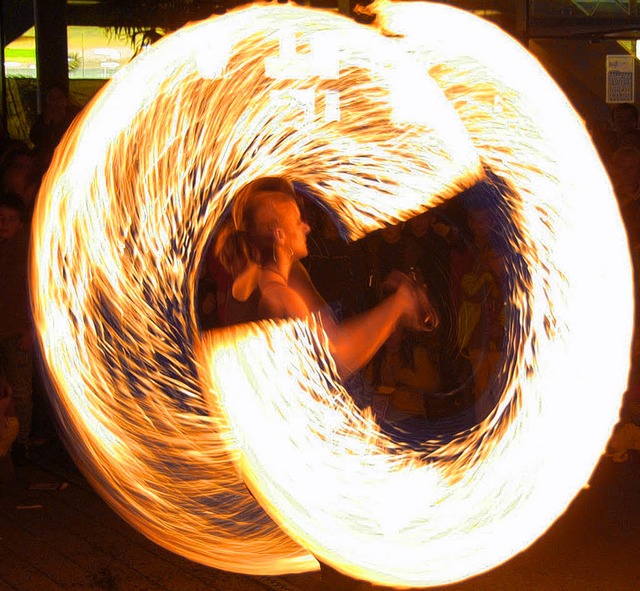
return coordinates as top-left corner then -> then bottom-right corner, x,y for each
30,1 -> 632,587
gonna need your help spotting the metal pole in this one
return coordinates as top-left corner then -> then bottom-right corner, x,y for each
337,0 -> 350,16
515,0 -> 530,47
0,0 -> 8,135
33,0 -> 69,112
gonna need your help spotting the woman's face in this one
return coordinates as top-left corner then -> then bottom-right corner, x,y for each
279,199 -> 310,261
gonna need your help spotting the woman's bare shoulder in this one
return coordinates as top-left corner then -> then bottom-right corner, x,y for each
260,282 -> 309,319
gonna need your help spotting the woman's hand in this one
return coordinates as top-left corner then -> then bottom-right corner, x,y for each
383,271 -> 439,332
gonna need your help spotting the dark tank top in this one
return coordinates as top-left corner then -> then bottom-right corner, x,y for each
223,288 -> 261,326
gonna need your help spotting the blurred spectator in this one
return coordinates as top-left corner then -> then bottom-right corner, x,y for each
303,204 -> 366,321
0,193 -> 33,464
456,200 -> 506,421
402,210 -> 455,383
0,362 -> 19,482
618,129 -> 640,151
434,203 -> 476,393
370,221 -> 406,279
365,324 -> 441,421
610,146 -> 640,282
1,147 -> 41,219
593,103 -> 640,165
612,102 -> 639,138
0,121 -> 26,158
610,145 -> 640,430
30,85 -> 81,173
360,221 -> 408,312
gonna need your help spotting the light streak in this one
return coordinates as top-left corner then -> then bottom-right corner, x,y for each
30,1 -> 632,587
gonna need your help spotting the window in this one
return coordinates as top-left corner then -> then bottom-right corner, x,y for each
4,26 -> 135,80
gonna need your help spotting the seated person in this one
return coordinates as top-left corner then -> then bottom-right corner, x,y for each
365,312 -> 441,421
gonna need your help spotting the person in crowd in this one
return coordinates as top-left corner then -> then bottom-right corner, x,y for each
358,220 -> 415,317
0,122 -> 27,161
408,202 -> 476,409
303,202 -> 367,321
609,103 -> 640,157
30,84 -> 81,173
0,120 -> 11,153
617,128 -> 640,151
607,358 -> 640,463
365,318 -> 441,423
0,362 -> 19,482
592,103 -> 640,165
456,199 -> 506,421
402,211 -> 454,373
1,147 -> 41,219
609,146 -> 640,430
0,146 -> 51,448
610,145 -> 640,230
364,222 -> 406,289
0,193 -> 33,464
609,145 -> 640,310
612,102 -> 639,138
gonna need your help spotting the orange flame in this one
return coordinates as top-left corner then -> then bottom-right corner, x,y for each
30,1 -> 632,587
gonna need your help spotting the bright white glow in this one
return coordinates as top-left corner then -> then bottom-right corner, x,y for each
30,1 -> 632,588
93,47 -> 121,59
194,35 -> 232,79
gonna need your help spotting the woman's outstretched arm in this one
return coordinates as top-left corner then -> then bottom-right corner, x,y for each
323,281 -> 422,379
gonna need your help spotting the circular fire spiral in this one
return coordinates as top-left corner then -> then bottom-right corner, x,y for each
30,1 -> 632,587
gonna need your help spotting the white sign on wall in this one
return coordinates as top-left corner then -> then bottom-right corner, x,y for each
606,54 -> 635,103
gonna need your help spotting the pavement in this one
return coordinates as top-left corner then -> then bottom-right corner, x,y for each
1,435 -> 639,591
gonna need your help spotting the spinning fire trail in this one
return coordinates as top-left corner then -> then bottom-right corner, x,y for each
30,1 -> 632,588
